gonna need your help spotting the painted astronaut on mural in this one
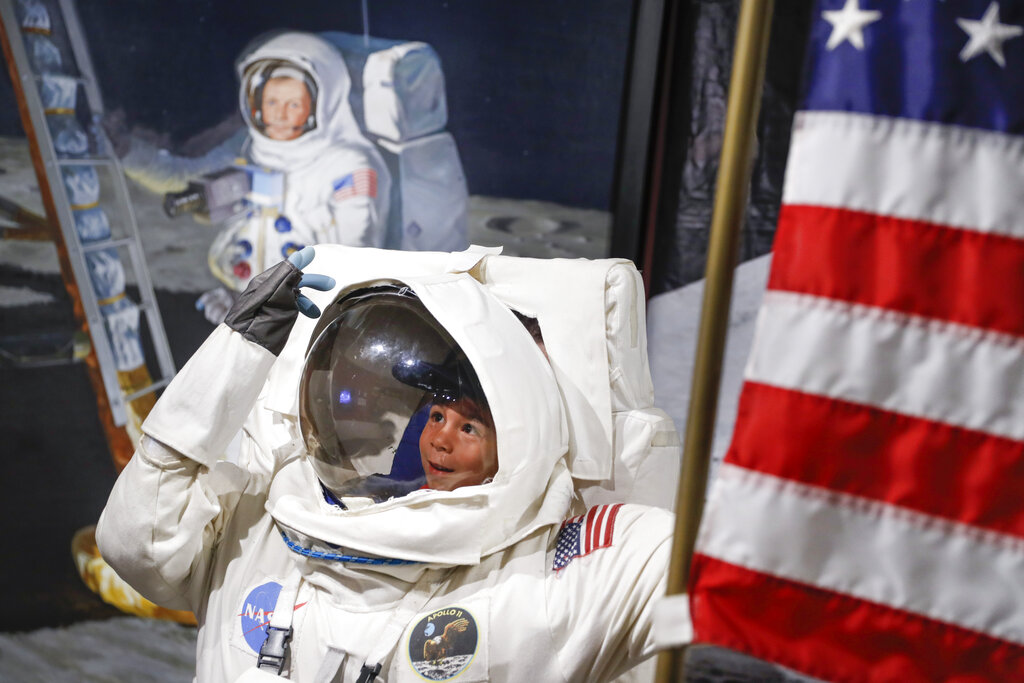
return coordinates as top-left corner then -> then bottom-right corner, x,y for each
117,31 -> 392,322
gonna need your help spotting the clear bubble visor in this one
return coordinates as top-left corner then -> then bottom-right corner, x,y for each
299,285 -> 494,506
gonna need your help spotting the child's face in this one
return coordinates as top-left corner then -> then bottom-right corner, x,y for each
419,399 -> 498,491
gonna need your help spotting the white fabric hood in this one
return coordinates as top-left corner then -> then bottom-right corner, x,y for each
237,31 -> 381,172
264,247 -> 574,566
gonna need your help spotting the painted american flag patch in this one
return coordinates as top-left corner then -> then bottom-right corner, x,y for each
331,168 -> 377,201
553,504 -> 622,572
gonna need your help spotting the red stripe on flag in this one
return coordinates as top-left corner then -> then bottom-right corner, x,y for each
726,382 -> 1024,539
600,503 -> 621,548
690,555 -> 1024,683
770,205 -> 1024,337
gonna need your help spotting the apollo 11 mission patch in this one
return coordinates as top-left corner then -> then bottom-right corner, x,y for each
407,605 -> 479,681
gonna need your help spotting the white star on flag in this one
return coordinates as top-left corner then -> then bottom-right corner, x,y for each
957,2 -> 1023,68
823,0 -> 883,51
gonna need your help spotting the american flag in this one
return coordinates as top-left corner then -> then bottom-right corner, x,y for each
690,1 -> 1024,680
332,168 -> 377,201
553,504 -> 622,572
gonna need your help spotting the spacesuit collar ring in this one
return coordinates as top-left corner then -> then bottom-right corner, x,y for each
278,526 -> 421,566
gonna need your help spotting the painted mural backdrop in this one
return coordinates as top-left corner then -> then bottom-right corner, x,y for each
0,0 -> 634,630
1,0 -> 631,308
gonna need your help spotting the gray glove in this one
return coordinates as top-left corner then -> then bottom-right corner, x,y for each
223,247 -> 335,355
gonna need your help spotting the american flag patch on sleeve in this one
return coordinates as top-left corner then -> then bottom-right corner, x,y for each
331,168 -> 377,201
553,504 -> 623,572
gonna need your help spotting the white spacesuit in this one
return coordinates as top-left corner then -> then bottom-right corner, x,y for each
97,246 -> 672,682
121,31 -> 391,297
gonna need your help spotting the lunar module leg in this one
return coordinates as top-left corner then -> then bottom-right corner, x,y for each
1,0 -> 191,624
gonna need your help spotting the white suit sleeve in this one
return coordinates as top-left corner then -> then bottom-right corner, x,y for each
96,436 -> 253,611
141,324 -> 276,467
546,504 -> 674,681
96,324 -> 278,610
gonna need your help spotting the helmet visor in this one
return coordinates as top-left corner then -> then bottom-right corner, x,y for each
299,286 -> 494,505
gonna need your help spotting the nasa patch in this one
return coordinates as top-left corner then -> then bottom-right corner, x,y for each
407,606 -> 480,681
239,581 -> 282,652
236,580 -> 308,654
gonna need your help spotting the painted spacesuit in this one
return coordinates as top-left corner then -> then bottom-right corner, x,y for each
119,32 -> 391,305
96,246 -> 672,682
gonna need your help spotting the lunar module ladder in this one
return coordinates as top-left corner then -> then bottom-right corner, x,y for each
0,0 -> 175,466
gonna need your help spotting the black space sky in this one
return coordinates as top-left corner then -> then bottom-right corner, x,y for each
1,0 -> 634,209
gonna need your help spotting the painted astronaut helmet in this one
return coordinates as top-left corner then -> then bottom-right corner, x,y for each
299,283 -> 496,506
240,58 -> 320,140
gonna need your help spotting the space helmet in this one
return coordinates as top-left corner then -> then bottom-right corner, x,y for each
240,57 -> 320,140
299,282 -> 494,506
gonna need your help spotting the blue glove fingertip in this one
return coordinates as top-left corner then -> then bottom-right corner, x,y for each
298,273 -> 336,291
296,295 -> 321,319
287,246 -> 316,270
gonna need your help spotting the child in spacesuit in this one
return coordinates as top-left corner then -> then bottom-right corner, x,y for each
97,247 -> 673,682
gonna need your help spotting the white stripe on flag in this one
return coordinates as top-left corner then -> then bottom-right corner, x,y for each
596,505 -> 611,548
745,291 -> 1024,441
782,111 -> 1024,239
586,505 -> 605,553
698,463 -> 1024,646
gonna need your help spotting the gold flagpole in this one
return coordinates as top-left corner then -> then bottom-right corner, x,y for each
655,1 -> 775,680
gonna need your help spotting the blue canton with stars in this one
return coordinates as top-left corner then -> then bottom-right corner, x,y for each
553,518 -> 583,571
805,1 -> 1024,133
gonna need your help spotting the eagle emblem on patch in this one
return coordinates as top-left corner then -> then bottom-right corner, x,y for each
407,606 -> 479,680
